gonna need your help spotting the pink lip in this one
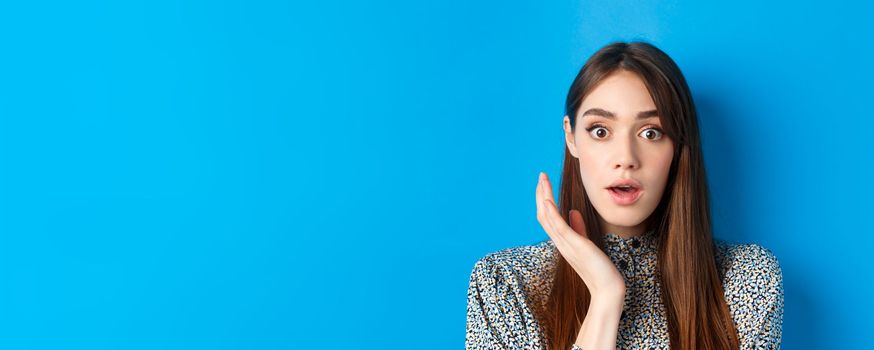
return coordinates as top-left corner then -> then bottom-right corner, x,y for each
607,187 -> 643,205
606,178 -> 643,189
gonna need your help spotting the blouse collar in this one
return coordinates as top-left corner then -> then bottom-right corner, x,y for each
602,228 -> 658,258
543,228 -> 659,257
542,228 -> 658,279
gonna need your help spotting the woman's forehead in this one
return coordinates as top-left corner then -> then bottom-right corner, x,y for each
580,72 -> 657,118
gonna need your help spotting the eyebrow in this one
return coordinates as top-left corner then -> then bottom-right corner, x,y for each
581,108 -> 659,120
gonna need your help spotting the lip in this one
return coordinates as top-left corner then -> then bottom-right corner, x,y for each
607,188 -> 643,205
605,178 -> 643,189
606,187 -> 643,205
605,178 -> 644,206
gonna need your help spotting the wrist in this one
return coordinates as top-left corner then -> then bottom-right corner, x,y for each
588,294 -> 624,320
591,287 -> 626,311
573,293 -> 625,350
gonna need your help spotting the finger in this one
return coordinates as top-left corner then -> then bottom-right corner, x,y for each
542,197 -> 569,247
537,173 -> 555,231
540,176 -> 577,248
543,199 -> 603,279
538,180 -> 556,237
546,199 -> 594,251
542,172 -> 556,204
536,177 -> 550,233
569,209 -> 589,239
537,175 -> 561,243
535,173 -> 544,220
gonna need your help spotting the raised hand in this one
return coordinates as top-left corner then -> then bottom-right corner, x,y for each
535,172 -> 626,300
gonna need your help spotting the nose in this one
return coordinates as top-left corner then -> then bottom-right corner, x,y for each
613,135 -> 640,170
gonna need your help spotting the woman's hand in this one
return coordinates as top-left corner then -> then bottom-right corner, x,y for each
535,172 -> 626,301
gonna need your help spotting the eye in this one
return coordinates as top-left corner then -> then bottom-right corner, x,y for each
639,127 -> 664,141
585,123 -> 609,139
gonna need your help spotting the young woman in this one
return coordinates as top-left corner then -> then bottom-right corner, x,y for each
465,42 -> 784,350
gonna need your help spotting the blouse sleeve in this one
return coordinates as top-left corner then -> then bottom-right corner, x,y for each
465,255 -> 548,350
750,246 -> 785,349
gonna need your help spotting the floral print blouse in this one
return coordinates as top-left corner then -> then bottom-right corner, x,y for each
465,229 -> 784,349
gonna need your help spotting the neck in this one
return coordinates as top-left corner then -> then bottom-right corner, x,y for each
599,217 -> 650,239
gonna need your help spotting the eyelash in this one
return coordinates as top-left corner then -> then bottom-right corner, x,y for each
584,123 -> 665,141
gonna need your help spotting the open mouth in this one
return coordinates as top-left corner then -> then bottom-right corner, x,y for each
607,186 -> 642,205
609,186 -> 638,193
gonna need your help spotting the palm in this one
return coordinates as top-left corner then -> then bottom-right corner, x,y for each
536,172 -> 626,298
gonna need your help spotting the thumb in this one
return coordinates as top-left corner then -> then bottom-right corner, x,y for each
568,209 -> 588,239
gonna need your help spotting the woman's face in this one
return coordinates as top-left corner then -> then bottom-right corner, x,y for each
563,70 -> 674,238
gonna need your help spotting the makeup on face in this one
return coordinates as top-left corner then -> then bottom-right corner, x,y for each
570,70 -> 674,233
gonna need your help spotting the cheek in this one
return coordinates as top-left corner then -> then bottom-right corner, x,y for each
647,147 -> 675,194
654,147 -> 674,177
575,148 -> 603,190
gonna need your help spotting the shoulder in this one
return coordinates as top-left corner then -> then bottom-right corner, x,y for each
713,238 -> 785,341
713,238 -> 783,283
466,240 -> 555,348
467,239 -> 556,302
470,239 -> 556,280
473,238 -> 555,270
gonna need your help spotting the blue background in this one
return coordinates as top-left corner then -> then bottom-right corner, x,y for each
0,0 -> 871,349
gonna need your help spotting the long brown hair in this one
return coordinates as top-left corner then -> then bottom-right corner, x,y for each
535,41 -> 739,350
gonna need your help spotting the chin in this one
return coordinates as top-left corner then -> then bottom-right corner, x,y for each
593,202 -> 653,228
601,214 -> 648,228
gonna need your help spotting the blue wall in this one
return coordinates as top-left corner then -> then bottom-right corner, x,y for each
0,0 -> 870,348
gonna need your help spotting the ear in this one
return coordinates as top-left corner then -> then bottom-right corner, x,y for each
563,115 -> 579,158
